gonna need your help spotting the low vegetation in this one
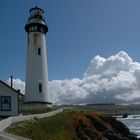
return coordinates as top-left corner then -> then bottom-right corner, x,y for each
5,110 -> 78,140
69,104 -> 140,115
5,109 -> 137,140
19,108 -> 52,115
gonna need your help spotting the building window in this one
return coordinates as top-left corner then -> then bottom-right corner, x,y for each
1,96 -> 11,111
38,48 -> 41,55
39,83 -> 42,93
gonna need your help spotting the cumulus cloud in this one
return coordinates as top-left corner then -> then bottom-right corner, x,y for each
7,51 -> 140,104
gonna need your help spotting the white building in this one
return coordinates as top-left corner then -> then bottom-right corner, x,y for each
0,80 -> 23,116
25,7 -> 51,106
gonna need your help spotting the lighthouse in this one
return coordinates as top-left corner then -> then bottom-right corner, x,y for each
25,7 -> 50,106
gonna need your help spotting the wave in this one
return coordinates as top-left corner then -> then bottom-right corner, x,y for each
118,114 -> 140,138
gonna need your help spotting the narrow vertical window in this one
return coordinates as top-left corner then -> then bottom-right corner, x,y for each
38,48 -> 41,55
39,83 -> 42,93
31,26 -> 34,31
41,27 -> 43,33
34,26 -> 37,31
29,27 -> 31,32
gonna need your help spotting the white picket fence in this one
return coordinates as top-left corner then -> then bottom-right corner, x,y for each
0,108 -> 63,140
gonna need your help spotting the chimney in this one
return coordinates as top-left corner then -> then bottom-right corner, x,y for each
17,89 -> 20,93
10,75 -> 13,88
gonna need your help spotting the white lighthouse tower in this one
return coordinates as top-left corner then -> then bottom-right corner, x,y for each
25,7 -> 51,106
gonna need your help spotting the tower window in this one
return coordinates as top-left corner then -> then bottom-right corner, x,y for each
41,27 -> 43,33
39,83 -> 42,93
31,26 -> 34,31
34,26 -> 37,31
29,27 -> 31,32
38,48 -> 41,55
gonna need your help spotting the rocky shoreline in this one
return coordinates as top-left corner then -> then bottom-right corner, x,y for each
72,112 -> 139,140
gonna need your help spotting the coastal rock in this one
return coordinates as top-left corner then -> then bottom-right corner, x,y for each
123,113 -> 128,118
72,112 -> 138,140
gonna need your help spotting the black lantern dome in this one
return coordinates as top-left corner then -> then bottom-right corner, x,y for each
25,6 -> 48,34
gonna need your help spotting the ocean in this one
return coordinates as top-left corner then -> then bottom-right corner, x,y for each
118,115 -> 140,138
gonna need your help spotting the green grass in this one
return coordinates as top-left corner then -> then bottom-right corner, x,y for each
5,110 -> 79,140
19,108 -> 52,115
69,104 -> 140,115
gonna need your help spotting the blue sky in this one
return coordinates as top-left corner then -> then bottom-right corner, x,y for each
1,0 -> 140,81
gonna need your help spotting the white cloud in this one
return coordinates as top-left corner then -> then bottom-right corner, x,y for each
7,51 -> 140,104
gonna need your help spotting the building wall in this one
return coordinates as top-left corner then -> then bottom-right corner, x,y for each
0,83 -> 18,116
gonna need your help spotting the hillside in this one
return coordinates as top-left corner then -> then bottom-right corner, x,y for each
5,110 -> 138,140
